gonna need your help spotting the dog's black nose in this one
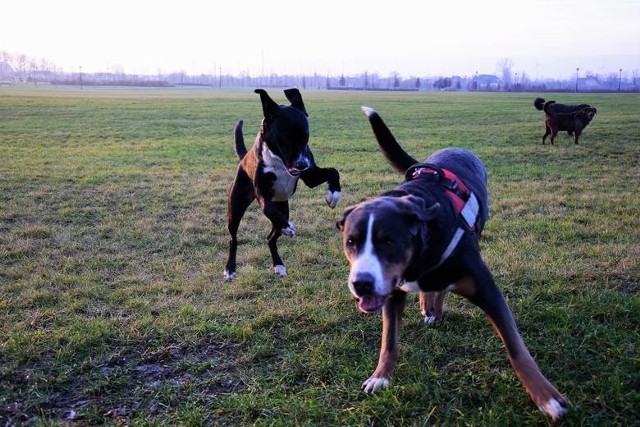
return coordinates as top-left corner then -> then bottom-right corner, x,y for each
352,273 -> 375,296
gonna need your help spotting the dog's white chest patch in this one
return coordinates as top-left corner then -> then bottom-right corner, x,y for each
263,145 -> 298,202
399,281 -> 420,293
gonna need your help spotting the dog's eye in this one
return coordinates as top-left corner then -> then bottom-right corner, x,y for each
377,236 -> 397,249
381,238 -> 394,246
346,237 -> 356,247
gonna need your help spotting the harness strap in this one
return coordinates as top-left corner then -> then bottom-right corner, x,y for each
406,163 -> 478,232
405,163 -> 480,270
431,227 -> 465,271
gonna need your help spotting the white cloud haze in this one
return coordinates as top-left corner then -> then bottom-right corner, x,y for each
2,0 -> 639,79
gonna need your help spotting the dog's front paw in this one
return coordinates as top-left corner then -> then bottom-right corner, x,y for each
539,397 -> 568,421
362,376 -> 390,393
423,315 -> 437,325
282,222 -> 296,237
325,190 -> 342,208
224,270 -> 236,281
274,265 -> 287,277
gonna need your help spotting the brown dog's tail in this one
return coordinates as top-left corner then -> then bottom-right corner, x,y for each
361,107 -> 418,174
534,97 -> 546,111
543,100 -> 557,115
234,120 -> 247,160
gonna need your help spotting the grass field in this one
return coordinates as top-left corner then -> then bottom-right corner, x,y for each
1,86 -> 638,426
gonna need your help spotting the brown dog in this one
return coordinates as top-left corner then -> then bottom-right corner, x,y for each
540,100 -> 597,145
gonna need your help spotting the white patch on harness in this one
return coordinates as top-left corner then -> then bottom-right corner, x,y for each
461,192 -> 479,229
426,191 -> 479,271
262,145 -> 299,202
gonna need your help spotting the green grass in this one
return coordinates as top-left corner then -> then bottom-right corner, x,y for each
1,86 -> 638,426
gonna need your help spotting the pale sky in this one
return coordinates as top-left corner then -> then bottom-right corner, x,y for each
2,0 -> 639,79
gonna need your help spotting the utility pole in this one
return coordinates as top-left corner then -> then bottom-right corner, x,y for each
575,67 -> 579,93
619,68 -> 622,92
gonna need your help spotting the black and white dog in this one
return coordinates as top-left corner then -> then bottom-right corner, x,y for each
225,89 -> 341,281
336,107 -> 567,420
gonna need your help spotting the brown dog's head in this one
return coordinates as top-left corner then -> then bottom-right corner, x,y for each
336,195 -> 439,313
581,107 -> 597,121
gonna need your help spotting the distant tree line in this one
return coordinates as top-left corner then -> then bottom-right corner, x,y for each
1,51 -> 638,93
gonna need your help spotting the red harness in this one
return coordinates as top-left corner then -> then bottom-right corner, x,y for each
407,164 -> 478,232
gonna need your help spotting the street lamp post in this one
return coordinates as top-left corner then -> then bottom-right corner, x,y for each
619,68 -> 623,92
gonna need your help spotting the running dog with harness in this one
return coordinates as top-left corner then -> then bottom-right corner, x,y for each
336,107 -> 567,421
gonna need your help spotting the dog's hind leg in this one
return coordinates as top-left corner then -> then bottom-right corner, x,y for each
573,128 -> 582,145
542,125 -> 550,145
225,170 -> 255,281
267,226 -> 286,276
266,201 -> 291,277
453,262 -> 567,421
419,291 -> 447,324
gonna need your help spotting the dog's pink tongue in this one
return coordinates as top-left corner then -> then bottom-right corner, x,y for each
358,296 -> 386,313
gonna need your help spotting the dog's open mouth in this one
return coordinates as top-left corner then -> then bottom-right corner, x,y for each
287,168 -> 302,177
356,295 -> 386,313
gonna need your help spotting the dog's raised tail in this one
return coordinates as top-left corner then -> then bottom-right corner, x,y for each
234,120 -> 247,160
542,100 -> 557,115
361,106 -> 417,174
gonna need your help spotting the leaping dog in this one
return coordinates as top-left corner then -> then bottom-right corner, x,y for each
336,106 -> 567,420
225,89 -> 341,281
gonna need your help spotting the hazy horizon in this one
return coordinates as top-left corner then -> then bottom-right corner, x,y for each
2,0 -> 639,80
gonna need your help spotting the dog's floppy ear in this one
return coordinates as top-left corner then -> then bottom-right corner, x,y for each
254,89 -> 280,122
336,205 -> 357,232
399,195 -> 439,222
284,88 -> 308,116
397,196 -> 439,241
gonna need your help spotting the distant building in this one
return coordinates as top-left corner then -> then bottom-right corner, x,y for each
476,74 -> 501,90
0,61 -> 13,81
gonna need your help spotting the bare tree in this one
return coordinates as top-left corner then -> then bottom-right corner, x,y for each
496,57 -> 514,91
390,71 -> 400,89
16,54 -> 28,82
